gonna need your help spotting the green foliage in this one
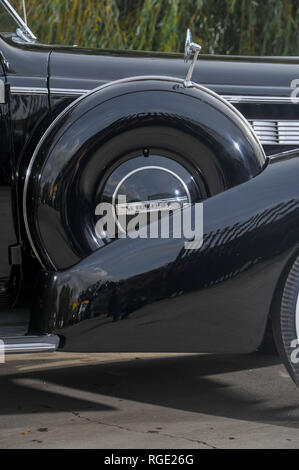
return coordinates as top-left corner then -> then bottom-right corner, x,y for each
10,0 -> 299,55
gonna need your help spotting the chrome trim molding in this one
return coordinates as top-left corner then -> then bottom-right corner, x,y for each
250,120 -> 299,145
0,79 -> 6,104
11,87 -> 91,96
0,334 -> 60,353
269,148 -> 299,161
50,88 -> 90,96
11,86 -> 48,95
51,90 -> 299,104
23,75 -> 265,270
116,196 -> 189,215
223,95 -> 299,104
10,86 -> 299,104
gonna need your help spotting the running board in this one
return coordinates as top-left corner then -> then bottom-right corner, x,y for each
0,335 -> 60,353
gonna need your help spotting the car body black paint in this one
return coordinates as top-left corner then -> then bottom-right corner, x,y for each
29,151 -> 299,352
0,14 -> 299,353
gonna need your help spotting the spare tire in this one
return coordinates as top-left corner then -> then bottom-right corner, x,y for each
24,77 -> 266,270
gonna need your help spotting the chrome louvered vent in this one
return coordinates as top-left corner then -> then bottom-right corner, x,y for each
249,120 -> 299,145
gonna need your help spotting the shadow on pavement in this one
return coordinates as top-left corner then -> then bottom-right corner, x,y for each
1,352 -> 298,427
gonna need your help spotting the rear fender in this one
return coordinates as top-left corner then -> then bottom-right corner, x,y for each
29,151 -> 299,353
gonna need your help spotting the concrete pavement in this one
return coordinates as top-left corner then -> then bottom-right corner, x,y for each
0,351 -> 299,448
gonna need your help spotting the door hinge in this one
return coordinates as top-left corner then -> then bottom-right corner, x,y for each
8,244 -> 22,265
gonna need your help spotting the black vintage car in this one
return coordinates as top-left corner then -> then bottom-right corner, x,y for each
1,0 -> 299,385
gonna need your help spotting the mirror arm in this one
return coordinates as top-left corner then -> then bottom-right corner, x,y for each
183,29 -> 202,88
184,49 -> 200,87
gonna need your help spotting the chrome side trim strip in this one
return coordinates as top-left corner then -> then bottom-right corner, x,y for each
268,148 -> 299,161
9,86 -> 299,104
24,75 -> 264,270
223,95 -> 299,104
11,87 -> 87,96
50,91 -> 299,103
11,86 -> 48,95
50,88 -> 90,96
0,334 -> 60,353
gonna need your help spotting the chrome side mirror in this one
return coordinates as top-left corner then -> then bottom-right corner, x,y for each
184,28 -> 193,63
184,29 -> 202,87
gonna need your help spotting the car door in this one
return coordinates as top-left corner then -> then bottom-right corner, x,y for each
0,56 -> 18,304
